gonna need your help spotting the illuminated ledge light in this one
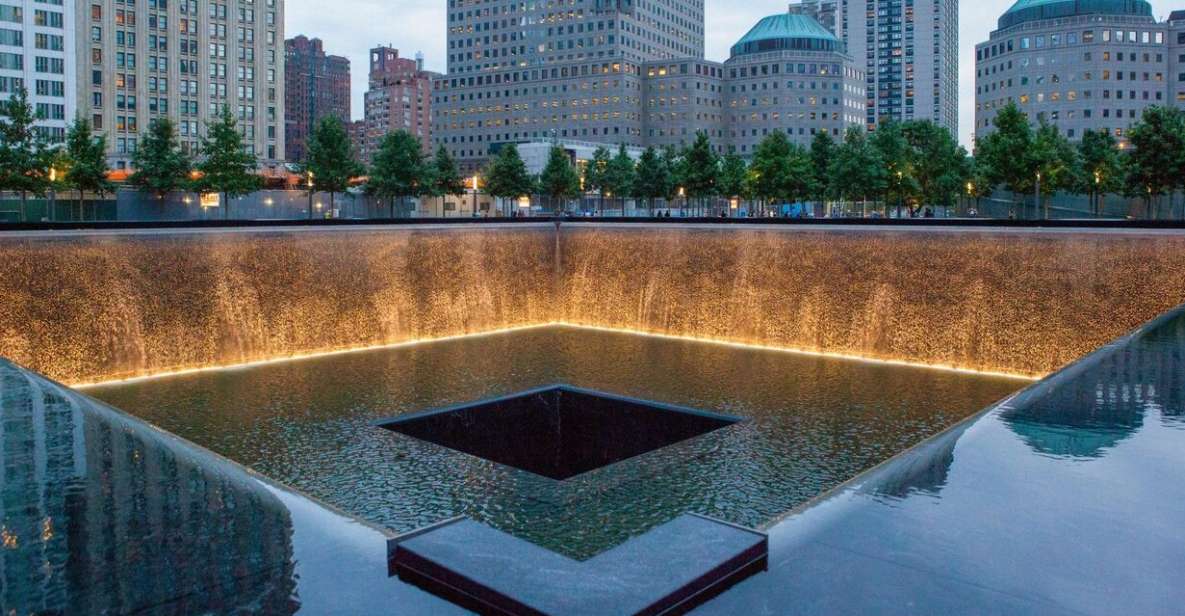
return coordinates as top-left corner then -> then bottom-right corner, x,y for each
69,323 -> 555,388
70,321 -> 1040,388
552,322 -> 1042,381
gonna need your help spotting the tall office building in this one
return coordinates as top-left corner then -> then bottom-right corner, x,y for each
0,0 -> 76,144
358,46 -> 434,163
434,0 -> 705,173
790,0 -> 958,134
284,34 -> 349,163
79,0 -> 285,170
976,1 -> 1185,146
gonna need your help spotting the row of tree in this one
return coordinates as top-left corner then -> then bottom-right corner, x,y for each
977,102 -> 1185,218
7,81 -> 1185,220
0,87 -> 263,219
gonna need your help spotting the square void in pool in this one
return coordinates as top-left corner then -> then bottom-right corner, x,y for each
378,385 -> 739,480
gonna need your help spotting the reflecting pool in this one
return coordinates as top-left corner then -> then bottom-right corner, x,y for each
87,326 -> 1022,558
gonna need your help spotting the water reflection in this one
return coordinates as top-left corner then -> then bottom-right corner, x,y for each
89,327 -> 1021,559
0,361 -> 297,614
1002,312 -> 1185,459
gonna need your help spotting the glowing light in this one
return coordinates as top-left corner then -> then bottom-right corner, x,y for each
69,321 -> 1040,388
70,324 -> 556,388
551,323 -> 1041,381
1,527 -> 16,549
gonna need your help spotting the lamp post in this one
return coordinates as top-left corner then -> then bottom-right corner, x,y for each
965,181 -> 973,217
1093,169 -> 1102,217
896,170 -> 903,218
471,175 -> 479,218
48,167 -> 57,222
677,186 -> 685,217
306,171 -> 314,220
1035,170 -> 1042,220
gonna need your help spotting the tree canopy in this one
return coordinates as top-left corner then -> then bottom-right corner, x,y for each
196,107 -> 261,217
305,116 -> 363,207
537,145 -> 581,213
129,117 -> 192,198
0,87 -> 56,219
367,130 -> 428,217
63,117 -> 113,218
483,143 -> 535,201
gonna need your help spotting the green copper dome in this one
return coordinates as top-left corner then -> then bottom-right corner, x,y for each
730,13 -> 842,58
998,0 -> 1152,29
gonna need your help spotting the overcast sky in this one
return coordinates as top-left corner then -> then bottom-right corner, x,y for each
286,0 -> 1180,148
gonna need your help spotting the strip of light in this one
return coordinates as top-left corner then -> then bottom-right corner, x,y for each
70,321 -> 1040,388
69,323 -> 555,388
553,322 -> 1041,381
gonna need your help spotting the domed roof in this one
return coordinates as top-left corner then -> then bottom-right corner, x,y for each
730,13 -> 842,58
998,0 -> 1152,30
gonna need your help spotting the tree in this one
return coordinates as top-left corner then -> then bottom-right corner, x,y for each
829,126 -> 886,217
661,145 -> 684,207
975,102 -> 1035,216
63,117 -> 113,221
871,119 -> 915,216
483,143 -> 535,214
749,131 -> 811,216
129,117 -> 191,199
584,145 -> 611,214
1125,106 -> 1185,219
195,107 -> 261,219
680,131 -> 719,215
633,146 -> 669,215
537,145 -> 581,214
809,131 -> 836,215
0,87 -> 55,220
367,130 -> 427,218
305,116 -> 363,215
717,153 -> 748,203
1077,129 -> 1122,217
428,145 -> 466,217
1030,121 -> 1079,218
602,144 -> 637,214
902,120 -> 970,215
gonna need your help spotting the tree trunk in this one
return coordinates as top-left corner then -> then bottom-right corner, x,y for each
19,191 -> 26,222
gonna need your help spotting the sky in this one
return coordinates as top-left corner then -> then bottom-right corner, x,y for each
286,0 -> 1181,149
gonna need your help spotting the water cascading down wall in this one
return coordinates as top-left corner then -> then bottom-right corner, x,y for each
3,223 -> 1185,384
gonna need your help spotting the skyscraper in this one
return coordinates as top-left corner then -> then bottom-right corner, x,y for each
790,0 -> 958,134
358,46 -> 434,163
284,34 -> 349,163
79,0 -> 286,170
434,0 -> 705,172
0,0 -> 76,144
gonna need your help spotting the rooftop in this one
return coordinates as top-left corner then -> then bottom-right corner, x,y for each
730,13 -> 842,58
998,0 -> 1153,29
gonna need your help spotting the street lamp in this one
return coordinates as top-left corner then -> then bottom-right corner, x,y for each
1093,169 -> 1102,217
965,181 -> 974,217
306,171 -> 315,220
678,186 -> 685,217
896,170 -> 903,218
48,167 -> 57,222
471,175 -> 479,218
1035,170 -> 1042,220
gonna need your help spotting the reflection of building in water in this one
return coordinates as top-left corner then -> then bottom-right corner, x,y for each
866,423 -> 964,499
1003,312 -> 1185,459
0,361 -> 297,614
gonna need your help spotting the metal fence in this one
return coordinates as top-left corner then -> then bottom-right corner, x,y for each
4,188 -> 1183,223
